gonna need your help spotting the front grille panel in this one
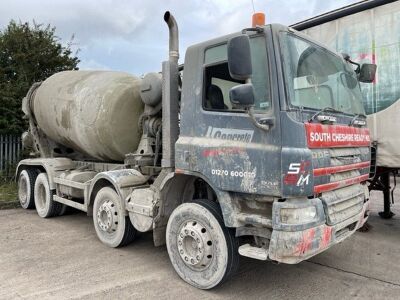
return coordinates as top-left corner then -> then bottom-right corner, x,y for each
320,184 -> 364,225
306,125 -> 370,224
312,146 -> 370,192
329,170 -> 361,182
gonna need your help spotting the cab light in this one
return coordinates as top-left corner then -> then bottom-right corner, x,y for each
252,12 -> 265,27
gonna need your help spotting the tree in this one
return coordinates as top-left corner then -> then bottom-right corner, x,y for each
0,21 -> 80,134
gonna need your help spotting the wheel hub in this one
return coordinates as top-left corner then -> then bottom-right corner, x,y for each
18,176 -> 28,205
177,221 -> 214,269
97,200 -> 118,233
37,184 -> 47,209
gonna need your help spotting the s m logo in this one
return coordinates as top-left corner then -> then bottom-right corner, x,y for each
288,163 -> 301,174
285,162 -> 311,187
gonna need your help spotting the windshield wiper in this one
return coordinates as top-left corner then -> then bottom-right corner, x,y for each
349,113 -> 367,126
308,107 -> 343,122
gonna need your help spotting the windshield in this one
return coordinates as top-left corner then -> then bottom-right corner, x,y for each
281,32 -> 365,115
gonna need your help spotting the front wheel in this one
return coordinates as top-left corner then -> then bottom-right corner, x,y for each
93,187 -> 136,248
166,199 -> 239,289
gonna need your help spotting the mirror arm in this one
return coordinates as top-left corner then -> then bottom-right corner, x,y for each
346,59 -> 361,74
350,60 -> 361,74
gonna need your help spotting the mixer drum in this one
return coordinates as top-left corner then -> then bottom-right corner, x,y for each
32,71 -> 144,162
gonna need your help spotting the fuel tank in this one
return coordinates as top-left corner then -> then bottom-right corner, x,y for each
32,71 -> 144,162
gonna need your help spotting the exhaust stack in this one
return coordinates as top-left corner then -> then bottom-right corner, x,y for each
164,11 -> 179,63
161,11 -> 180,168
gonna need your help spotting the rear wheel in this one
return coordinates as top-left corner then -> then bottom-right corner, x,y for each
166,199 -> 239,289
59,204 -> 72,216
18,169 -> 38,209
34,173 -> 62,218
93,187 -> 136,248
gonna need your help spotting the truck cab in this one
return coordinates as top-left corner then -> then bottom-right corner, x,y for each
176,24 -> 371,263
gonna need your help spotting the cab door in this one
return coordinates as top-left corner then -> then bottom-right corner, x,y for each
176,32 -> 282,196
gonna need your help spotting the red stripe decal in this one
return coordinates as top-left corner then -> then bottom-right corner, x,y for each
313,161 -> 370,176
305,123 -> 370,148
314,174 -> 369,194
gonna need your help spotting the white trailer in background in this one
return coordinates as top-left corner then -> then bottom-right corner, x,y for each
292,0 -> 400,218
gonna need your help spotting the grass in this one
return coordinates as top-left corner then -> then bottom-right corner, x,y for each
0,179 -> 20,209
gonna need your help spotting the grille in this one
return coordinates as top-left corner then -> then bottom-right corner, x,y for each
328,147 -> 369,166
319,184 -> 364,225
312,146 -> 369,224
312,146 -> 370,193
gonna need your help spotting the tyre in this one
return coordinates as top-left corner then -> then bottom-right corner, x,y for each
34,173 -> 62,218
18,169 -> 38,209
166,199 -> 239,289
58,204 -> 72,216
93,187 -> 136,248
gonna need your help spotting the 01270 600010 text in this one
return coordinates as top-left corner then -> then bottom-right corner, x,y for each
211,169 -> 256,178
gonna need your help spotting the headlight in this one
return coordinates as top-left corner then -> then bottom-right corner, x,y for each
280,206 -> 317,224
273,198 -> 325,230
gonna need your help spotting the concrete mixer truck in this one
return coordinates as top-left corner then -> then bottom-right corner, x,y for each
16,11 -> 374,289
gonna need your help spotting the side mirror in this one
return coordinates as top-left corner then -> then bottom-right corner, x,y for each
227,35 -> 252,81
358,63 -> 377,83
229,83 -> 255,108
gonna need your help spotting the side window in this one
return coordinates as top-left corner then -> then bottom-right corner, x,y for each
203,35 -> 271,112
204,63 -> 242,110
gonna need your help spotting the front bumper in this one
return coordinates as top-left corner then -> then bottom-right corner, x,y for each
268,196 -> 369,264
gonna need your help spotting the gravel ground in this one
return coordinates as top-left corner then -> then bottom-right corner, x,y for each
0,190 -> 399,299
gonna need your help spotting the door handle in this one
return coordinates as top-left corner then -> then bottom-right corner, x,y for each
258,118 -> 274,126
248,108 -> 274,131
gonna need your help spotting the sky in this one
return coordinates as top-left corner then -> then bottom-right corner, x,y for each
0,0 -> 359,75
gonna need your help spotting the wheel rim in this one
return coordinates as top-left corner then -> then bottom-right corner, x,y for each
36,183 -> 47,210
96,199 -> 118,233
177,220 -> 214,271
18,175 -> 28,205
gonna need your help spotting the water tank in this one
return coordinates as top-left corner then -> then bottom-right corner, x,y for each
32,71 -> 144,162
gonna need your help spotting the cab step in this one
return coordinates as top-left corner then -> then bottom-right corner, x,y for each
238,244 -> 269,260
